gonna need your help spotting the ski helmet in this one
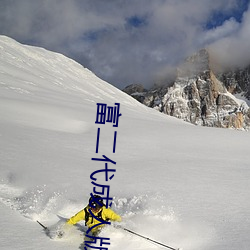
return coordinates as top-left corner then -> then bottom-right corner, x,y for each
89,194 -> 104,209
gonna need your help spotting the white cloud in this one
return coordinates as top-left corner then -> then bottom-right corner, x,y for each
0,0 -> 249,88
209,5 -> 250,68
200,18 -> 240,45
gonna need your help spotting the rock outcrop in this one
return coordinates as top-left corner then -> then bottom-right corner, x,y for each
123,49 -> 250,130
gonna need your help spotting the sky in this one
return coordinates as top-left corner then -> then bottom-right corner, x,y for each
0,0 -> 249,89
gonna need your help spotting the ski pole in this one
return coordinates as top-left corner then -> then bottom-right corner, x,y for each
122,227 -> 180,250
37,220 -> 48,231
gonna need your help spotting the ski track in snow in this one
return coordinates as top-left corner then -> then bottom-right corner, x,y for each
0,180 -> 211,250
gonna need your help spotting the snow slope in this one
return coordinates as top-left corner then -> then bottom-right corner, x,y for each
0,36 -> 250,250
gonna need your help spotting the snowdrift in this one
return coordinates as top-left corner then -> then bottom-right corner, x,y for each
0,36 -> 250,250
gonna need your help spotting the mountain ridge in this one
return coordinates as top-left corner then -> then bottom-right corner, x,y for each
123,49 -> 250,130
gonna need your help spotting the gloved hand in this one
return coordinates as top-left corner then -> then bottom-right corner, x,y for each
56,230 -> 64,238
112,223 -> 123,229
52,222 -> 71,239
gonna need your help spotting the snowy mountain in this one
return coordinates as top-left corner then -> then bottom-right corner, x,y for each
124,49 -> 250,130
0,36 -> 250,250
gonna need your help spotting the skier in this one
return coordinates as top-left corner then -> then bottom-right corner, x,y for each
66,195 -> 122,235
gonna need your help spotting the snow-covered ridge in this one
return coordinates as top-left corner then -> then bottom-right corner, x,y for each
0,35 -> 145,107
0,35 -> 156,134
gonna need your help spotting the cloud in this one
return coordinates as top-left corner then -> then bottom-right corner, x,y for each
200,18 -> 240,45
0,0 -> 249,88
209,4 -> 250,69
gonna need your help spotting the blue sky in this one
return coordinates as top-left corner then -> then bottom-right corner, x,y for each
0,0 -> 249,89
205,0 -> 249,28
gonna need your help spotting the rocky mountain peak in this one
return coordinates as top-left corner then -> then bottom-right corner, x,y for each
123,49 -> 250,130
177,49 -> 210,78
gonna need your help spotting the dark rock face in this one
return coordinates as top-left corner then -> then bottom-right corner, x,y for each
123,49 -> 250,130
218,66 -> 250,99
122,84 -> 147,103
